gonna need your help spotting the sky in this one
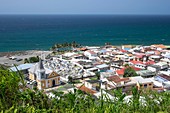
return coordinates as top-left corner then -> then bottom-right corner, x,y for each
0,0 -> 170,15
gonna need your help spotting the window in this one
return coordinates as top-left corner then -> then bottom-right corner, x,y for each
122,86 -> 125,90
144,84 -> 147,88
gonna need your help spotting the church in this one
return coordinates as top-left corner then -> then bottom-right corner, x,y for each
28,59 -> 60,90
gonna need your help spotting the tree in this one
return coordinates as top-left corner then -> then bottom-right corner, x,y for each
50,46 -> 56,51
124,63 -> 129,67
123,67 -> 138,77
96,72 -> 100,80
24,58 -> 29,63
29,56 -> 39,63
68,76 -> 73,83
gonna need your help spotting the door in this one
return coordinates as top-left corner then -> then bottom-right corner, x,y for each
52,79 -> 55,87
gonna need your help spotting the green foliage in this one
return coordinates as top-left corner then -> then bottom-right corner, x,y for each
123,67 -> 138,77
0,68 -> 21,110
68,76 -> 73,83
1,68 -> 170,113
50,41 -> 81,52
24,58 -> 29,63
24,56 -> 39,63
96,72 -> 100,80
29,56 -> 39,63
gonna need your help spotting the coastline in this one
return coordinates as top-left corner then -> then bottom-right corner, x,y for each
0,50 -> 51,66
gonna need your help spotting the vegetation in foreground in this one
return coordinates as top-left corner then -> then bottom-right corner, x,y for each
0,68 -> 170,113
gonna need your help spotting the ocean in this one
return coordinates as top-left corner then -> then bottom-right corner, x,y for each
0,15 -> 170,52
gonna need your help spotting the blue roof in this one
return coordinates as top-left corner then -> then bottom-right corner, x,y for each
100,49 -> 107,53
124,48 -> 130,51
10,63 -> 34,72
165,55 -> 170,59
106,70 -> 114,72
154,75 -> 168,82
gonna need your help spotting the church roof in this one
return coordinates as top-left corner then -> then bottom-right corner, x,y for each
38,59 -> 45,70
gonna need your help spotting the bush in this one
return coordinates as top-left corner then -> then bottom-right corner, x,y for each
29,56 -> 39,63
1,68 -> 170,113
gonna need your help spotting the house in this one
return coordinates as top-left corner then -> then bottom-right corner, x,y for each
105,75 -> 136,94
160,58 -> 170,64
116,66 -> 141,77
85,80 -> 100,91
110,60 -> 124,71
133,53 -> 146,61
151,44 -> 166,50
147,65 -> 161,72
122,45 -> 134,51
149,55 -> 161,62
10,63 -> 34,74
84,50 -> 98,59
136,70 -> 156,78
159,68 -> 170,76
130,76 -> 153,90
154,74 -> 170,90
150,62 -> 168,71
96,64 -> 109,72
129,60 -> 146,69
147,62 -> 168,72
114,54 -> 129,62
29,59 -> 61,90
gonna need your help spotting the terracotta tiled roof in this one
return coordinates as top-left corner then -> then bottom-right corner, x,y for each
107,75 -> 129,83
77,85 -> 97,95
152,44 -> 166,49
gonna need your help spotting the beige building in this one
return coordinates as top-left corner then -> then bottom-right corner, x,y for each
29,59 -> 60,90
130,76 -> 153,90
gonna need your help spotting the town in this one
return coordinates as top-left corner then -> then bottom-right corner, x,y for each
7,44 -> 170,100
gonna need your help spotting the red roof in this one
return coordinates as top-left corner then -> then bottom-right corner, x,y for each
86,50 -> 96,54
145,61 -> 155,65
116,66 -> 141,75
116,69 -> 125,75
132,67 -> 141,71
78,85 -> 96,95
120,49 -> 127,53
135,53 -> 146,58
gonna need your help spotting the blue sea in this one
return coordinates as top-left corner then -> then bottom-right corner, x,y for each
0,15 -> 170,52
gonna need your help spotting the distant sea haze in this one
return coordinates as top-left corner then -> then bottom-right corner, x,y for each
0,15 -> 170,52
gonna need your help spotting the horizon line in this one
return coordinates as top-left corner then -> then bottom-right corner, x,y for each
0,13 -> 170,16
